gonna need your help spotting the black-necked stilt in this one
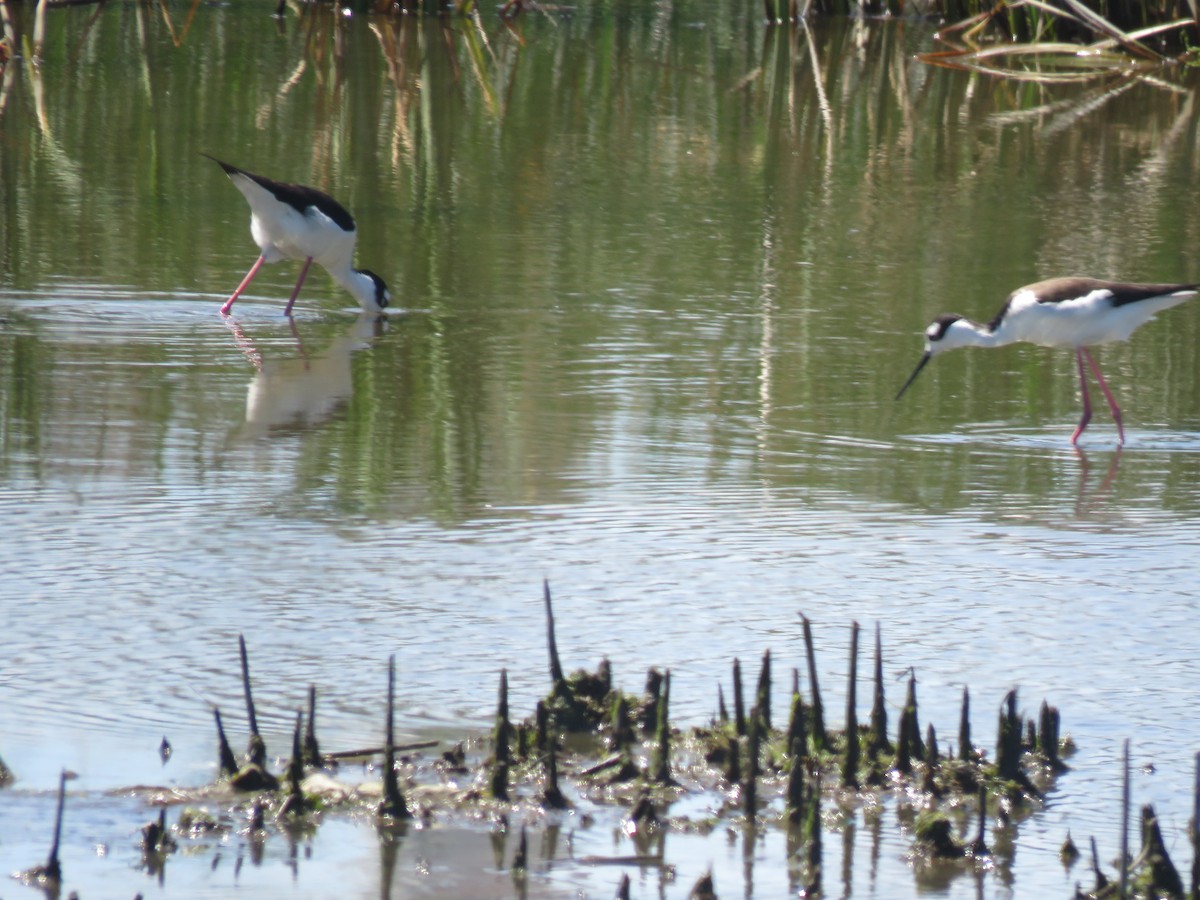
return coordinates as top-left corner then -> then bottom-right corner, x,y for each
896,277 -> 1199,444
205,154 -> 390,317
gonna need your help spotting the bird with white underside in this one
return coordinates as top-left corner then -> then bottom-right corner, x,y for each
205,154 -> 390,317
895,277 -> 1199,445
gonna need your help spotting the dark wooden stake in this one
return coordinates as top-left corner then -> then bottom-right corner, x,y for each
921,724 -> 940,795
787,689 -> 807,760
379,655 -> 411,820
1060,830 -> 1081,867
743,706 -> 760,818
867,623 -> 889,757
1089,835 -> 1110,894
598,658 -> 612,696
894,704 -> 913,775
43,769 -> 67,882
287,710 -> 304,789
800,614 -> 827,751
903,672 -> 924,760
755,649 -> 772,733
535,700 -> 549,758
279,711 -> 310,817
1119,738 -> 1130,898
996,689 -> 1022,782
1039,700 -> 1065,772
1191,752 -> 1199,897
1133,805 -> 1184,897
541,740 -> 569,809
842,621 -> 859,788
609,693 -> 632,752
516,722 -> 529,760
18,771 -> 70,884
544,579 -> 564,684
958,686 -> 972,761
641,668 -> 663,734
732,658 -> 746,737
492,669 -> 512,765
653,670 -> 673,784
214,707 -> 238,776
239,634 -> 265,767
304,685 -> 321,767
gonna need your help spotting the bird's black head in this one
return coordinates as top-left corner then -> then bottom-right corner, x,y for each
925,314 -> 964,344
359,269 -> 390,311
895,314 -> 967,401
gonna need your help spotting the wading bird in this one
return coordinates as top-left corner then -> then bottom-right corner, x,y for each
205,154 -> 390,316
895,277 -> 1198,444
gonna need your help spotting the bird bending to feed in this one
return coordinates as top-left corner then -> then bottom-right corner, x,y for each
204,154 -> 390,317
895,277 -> 1198,445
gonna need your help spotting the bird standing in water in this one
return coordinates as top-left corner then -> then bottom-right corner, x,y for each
205,154 -> 390,316
895,277 -> 1198,444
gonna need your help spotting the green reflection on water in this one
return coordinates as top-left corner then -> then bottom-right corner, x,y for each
3,4 -> 1200,521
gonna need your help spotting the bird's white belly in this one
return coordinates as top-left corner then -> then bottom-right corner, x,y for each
1003,293 -> 1186,348
250,207 -> 356,269
1010,308 -> 1130,347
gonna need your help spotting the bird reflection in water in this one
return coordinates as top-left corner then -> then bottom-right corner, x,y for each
1073,444 -> 1123,518
224,312 -> 386,437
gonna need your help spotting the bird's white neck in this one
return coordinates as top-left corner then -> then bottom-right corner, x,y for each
330,266 -> 388,313
933,318 -> 1007,354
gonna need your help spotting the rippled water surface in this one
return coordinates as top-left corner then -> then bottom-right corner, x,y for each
3,3 -> 1200,898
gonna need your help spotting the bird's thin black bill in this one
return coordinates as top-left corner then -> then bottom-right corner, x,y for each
895,352 -> 931,401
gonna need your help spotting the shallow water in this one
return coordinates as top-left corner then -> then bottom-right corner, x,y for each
3,3 -> 1200,898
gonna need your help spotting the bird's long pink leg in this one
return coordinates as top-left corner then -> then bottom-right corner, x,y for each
1070,347 -> 1093,445
282,258 -> 314,317
221,255 -> 267,316
1081,347 -> 1125,445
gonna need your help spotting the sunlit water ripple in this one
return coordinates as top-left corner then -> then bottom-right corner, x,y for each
6,13 -> 1200,893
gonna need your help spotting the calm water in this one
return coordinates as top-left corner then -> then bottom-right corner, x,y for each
2,3 -> 1200,898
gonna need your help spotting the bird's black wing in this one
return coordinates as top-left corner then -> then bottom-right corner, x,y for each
202,153 -> 356,233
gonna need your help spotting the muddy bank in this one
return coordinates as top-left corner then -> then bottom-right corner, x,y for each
8,586 -> 1194,899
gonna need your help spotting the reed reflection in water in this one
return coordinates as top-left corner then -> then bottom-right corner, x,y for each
2,3 -> 1200,899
